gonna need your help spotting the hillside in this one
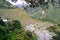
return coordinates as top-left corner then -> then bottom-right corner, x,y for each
0,8 -> 53,27
0,0 -> 60,40
0,8 -> 54,40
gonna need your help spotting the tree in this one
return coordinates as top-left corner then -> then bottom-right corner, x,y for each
0,20 -> 22,40
0,25 -> 16,40
24,31 -> 37,40
0,0 -> 13,9
48,24 -> 60,40
25,0 -> 56,8
16,30 -> 37,40
52,32 -> 60,40
0,19 -> 37,40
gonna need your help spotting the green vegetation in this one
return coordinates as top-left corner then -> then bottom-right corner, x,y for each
41,4 -> 60,24
25,0 -> 60,24
47,24 -> 60,40
16,31 -> 37,40
52,32 -> 60,40
0,0 -> 13,9
0,19 -> 37,40
29,4 -> 60,24
0,0 -> 60,40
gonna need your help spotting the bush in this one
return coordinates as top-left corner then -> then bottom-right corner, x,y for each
0,20 -> 37,40
0,0 -> 13,9
47,24 -> 60,40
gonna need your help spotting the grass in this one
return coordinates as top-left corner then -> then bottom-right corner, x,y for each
41,4 -> 60,24
29,4 -> 60,24
0,8 -> 29,26
47,24 -> 60,40
0,8 -> 53,28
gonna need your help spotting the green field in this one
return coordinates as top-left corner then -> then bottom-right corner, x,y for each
29,4 -> 60,24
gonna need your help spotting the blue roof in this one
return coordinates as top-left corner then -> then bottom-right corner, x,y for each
16,4 -> 23,8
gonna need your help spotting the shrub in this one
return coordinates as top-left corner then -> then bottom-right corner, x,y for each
0,0 -> 13,9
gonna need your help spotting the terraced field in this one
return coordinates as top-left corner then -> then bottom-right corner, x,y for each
0,8 -> 53,27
